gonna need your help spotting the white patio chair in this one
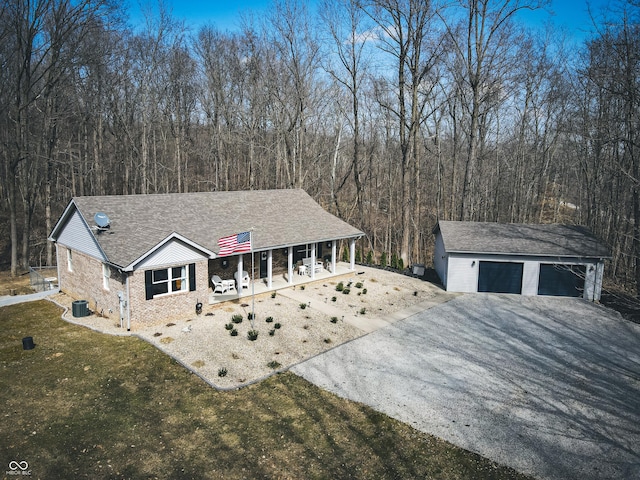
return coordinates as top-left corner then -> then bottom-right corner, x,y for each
234,270 -> 250,289
211,275 -> 226,294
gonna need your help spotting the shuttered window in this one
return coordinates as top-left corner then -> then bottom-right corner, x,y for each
144,263 -> 196,300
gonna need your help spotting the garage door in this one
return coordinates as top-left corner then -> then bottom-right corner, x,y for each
478,261 -> 523,294
538,264 -> 585,297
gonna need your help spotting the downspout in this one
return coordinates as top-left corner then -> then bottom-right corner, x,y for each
126,273 -> 131,331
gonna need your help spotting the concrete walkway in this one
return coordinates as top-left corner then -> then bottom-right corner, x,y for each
0,289 -> 59,307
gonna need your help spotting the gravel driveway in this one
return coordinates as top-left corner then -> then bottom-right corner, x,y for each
292,294 -> 640,480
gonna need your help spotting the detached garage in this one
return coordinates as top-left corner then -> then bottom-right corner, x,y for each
433,221 -> 610,301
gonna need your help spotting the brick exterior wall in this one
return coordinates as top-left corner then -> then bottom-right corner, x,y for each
56,246 -> 124,322
128,259 -> 209,328
57,245 -> 210,329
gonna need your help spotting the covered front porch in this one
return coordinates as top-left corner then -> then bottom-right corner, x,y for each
208,260 -> 355,304
207,238 -> 359,305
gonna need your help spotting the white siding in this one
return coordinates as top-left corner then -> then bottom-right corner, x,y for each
447,254 -> 478,293
135,239 -> 208,269
56,210 -> 106,261
522,262 -> 540,296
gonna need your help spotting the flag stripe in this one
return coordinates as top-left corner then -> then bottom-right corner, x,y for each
218,231 -> 252,256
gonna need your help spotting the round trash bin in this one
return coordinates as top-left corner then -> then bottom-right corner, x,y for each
22,336 -> 35,350
72,300 -> 89,317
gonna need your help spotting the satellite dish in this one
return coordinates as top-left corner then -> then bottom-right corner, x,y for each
94,212 -> 110,229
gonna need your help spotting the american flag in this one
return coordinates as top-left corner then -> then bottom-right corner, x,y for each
218,231 -> 252,256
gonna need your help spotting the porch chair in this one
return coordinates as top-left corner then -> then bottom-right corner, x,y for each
234,270 -> 250,289
211,275 -> 226,294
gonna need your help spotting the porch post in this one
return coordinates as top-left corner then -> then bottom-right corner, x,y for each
331,240 -> 336,273
310,243 -> 317,280
237,256 -> 244,295
349,238 -> 356,271
267,249 -> 273,289
287,246 -> 294,285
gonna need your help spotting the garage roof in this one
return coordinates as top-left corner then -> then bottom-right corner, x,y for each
50,189 -> 364,269
434,221 -> 610,259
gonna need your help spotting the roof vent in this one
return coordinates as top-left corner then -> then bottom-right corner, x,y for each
94,212 -> 110,231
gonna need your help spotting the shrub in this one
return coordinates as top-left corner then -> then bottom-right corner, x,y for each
359,308 -> 366,315
335,282 -> 344,292
224,323 -> 234,331
366,250 -> 374,264
231,314 -> 243,324
230,329 -> 238,336
265,316 -> 274,323
247,312 -> 255,320
331,296 -> 337,302
269,329 -> 275,336
355,248 -> 362,263
267,360 -> 281,369
342,287 -> 351,295
247,330 -> 259,341
362,288 -> 367,295
355,282 -> 363,289
300,285 -> 305,290
324,338 -> 332,344
271,291 -> 277,298
330,316 -> 338,323
391,253 -> 398,270
218,367 -> 228,377
274,323 -> 281,329
380,251 -> 387,267
299,303 -> 307,309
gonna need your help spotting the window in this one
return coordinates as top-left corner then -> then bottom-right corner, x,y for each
67,249 -> 73,272
102,264 -> 110,290
145,263 -> 196,300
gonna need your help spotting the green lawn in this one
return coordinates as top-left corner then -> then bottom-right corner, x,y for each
1,300 -> 532,479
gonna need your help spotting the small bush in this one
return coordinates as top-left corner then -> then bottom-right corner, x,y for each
248,312 -> 255,320
224,323 -> 234,331
269,329 -> 275,336
362,288 -> 367,294
267,360 -> 281,369
230,329 -> 238,336
299,303 -> 307,310
335,282 -> 344,292
231,314 -> 243,324
331,296 -> 337,302
380,252 -> 387,267
265,316 -> 274,323
342,287 -> 351,295
247,330 -> 259,341
324,338 -> 332,344
218,367 -> 228,377
271,291 -> 277,298
366,250 -> 374,264
300,285 -> 305,290
355,282 -> 363,289
330,316 -> 338,323
359,308 -> 366,315
274,323 -> 281,329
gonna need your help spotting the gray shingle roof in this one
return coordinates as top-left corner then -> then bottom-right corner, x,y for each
60,189 -> 363,268
434,221 -> 610,258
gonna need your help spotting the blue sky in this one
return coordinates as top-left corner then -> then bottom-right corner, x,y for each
126,0 -> 613,40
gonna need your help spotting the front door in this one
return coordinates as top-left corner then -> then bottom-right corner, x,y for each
259,251 -> 268,279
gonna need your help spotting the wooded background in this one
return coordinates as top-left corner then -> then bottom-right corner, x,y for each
1,0 -> 638,297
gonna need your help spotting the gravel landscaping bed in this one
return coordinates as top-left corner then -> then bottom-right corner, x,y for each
50,266 -> 451,389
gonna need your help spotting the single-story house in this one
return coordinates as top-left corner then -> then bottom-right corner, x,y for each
48,189 -> 364,329
432,221 -> 610,301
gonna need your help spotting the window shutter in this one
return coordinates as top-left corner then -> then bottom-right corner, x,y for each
145,270 -> 153,300
189,263 -> 196,291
